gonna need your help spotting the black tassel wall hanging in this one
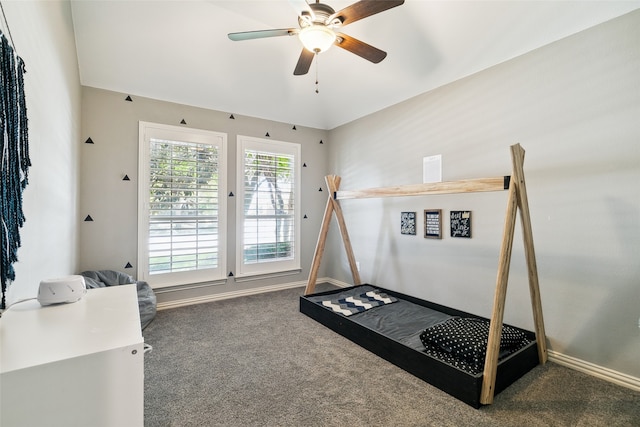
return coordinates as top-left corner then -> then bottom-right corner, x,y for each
0,9 -> 30,309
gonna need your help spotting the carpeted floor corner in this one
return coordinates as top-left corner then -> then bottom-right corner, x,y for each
143,284 -> 640,426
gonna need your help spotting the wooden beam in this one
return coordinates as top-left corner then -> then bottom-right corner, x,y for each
511,144 -> 548,364
305,186 -> 336,295
326,176 -> 362,286
336,177 -> 509,200
480,176 -> 518,405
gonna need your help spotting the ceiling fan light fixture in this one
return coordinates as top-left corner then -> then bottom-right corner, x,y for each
299,25 -> 336,53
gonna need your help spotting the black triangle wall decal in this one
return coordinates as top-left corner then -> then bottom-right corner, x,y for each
319,187 -> 323,192
304,214 -> 308,219
84,215 -> 93,221
180,119 -> 187,124
125,262 -> 133,268
125,96 -> 133,102
319,140 -> 323,144
229,114 -> 235,119
265,132 -> 270,137
229,192 -> 234,197
228,271 -> 234,277
303,163 -> 307,167
123,175 -> 130,181
85,137 -> 94,144
292,125 -> 297,130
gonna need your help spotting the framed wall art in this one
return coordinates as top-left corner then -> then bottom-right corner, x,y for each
424,209 -> 442,239
400,211 -> 417,235
450,210 -> 472,238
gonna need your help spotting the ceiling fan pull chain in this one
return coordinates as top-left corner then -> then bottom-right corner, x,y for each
315,53 -> 319,94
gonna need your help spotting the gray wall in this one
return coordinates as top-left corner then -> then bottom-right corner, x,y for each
325,10 -> 640,379
79,87 -> 329,304
4,1 -> 81,303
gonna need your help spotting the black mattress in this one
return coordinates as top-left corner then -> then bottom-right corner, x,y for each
300,284 -> 540,408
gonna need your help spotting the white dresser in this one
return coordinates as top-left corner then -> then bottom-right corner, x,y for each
0,285 -> 144,427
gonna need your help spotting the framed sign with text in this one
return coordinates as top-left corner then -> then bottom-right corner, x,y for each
424,209 -> 442,239
450,210 -> 472,238
401,211 -> 417,235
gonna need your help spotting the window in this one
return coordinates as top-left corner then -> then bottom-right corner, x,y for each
236,136 -> 301,277
138,122 -> 227,288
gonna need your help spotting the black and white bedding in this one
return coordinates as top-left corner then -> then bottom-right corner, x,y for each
420,317 -> 530,375
307,285 -> 530,376
320,288 -> 398,316
308,285 -> 451,352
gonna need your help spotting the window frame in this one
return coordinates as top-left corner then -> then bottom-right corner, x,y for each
138,121 -> 227,288
235,135 -> 301,278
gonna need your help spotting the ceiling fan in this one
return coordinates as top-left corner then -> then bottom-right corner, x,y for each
228,0 -> 405,76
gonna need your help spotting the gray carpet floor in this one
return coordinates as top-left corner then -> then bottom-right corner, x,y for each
143,284 -> 640,426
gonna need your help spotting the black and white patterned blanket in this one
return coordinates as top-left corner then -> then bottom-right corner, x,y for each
321,290 -> 398,316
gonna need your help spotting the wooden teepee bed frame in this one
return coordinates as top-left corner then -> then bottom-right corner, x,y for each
300,143 -> 547,407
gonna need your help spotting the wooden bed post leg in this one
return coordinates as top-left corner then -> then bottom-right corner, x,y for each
511,144 -> 548,364
326,176 -> 362,286
305,176 -> 337,295
480,165 -> 519,405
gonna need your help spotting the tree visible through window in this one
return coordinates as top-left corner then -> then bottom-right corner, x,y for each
139,122 -> 227,288
148,139 -> 220,273
237,136 -> 300,277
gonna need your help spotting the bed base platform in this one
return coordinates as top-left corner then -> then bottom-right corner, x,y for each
300,285 -> 540,409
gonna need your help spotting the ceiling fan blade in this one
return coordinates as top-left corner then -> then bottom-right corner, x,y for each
289,0 -> 314,20
329,0 -> 404,26
293,49 -> 315,75
335,33 -> 387,63
228,28 -> 297,42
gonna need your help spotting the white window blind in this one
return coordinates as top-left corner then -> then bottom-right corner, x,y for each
139,122 -> 226,288
237,136 -> 300,277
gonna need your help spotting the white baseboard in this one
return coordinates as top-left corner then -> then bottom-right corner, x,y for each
548,350 -> 640,392
156,277 -> 341,311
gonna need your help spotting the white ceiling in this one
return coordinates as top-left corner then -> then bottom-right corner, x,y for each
70,1 -> 640,130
